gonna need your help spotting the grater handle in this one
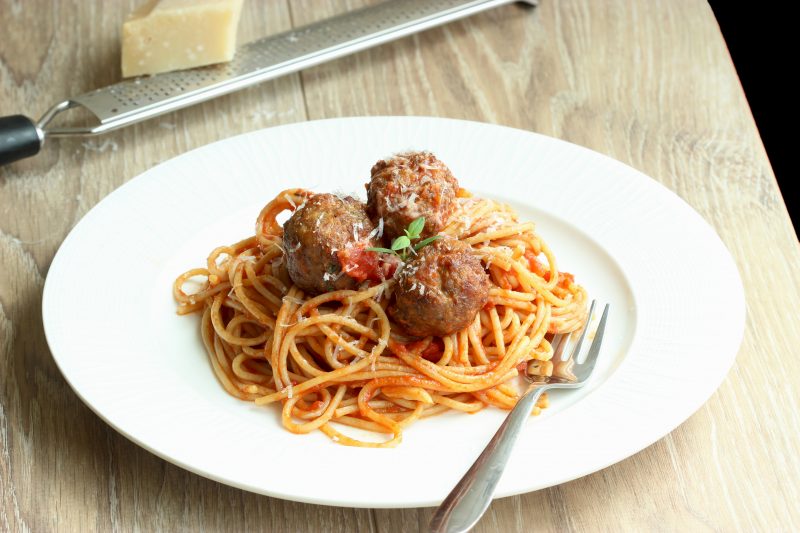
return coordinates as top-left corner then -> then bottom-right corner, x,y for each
0,115 -> 43,166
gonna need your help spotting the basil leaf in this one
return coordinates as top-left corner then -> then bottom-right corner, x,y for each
366,247 -> 396,255
391,236 -> 411,251
407,216 -> 425,239
413,235 -> 442,251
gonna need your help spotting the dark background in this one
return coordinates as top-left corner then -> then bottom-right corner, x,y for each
708,2 -> 795,235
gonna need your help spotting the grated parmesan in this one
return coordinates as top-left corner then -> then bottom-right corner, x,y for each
367,217 -> 384,240
372,284 -> 386,302
352,221 -> 363,241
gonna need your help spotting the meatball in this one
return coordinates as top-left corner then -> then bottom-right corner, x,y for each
367,151 -> 458,241
390,237 -> 490,337
283,193 -> 380,295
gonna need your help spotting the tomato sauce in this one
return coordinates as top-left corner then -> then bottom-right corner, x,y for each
337,246 -> 381,282
337,246 -> 399,283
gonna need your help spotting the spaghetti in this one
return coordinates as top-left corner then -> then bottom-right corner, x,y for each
173,187 -> 588,447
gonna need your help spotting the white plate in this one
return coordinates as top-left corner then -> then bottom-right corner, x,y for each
42,117 -> 745,508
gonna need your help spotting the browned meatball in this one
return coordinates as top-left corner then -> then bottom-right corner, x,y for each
390,238 -> 490,337
283,193 -> 380,295
367,152 -> 458,241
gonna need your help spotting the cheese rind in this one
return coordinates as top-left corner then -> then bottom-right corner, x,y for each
121,0 -> 244,77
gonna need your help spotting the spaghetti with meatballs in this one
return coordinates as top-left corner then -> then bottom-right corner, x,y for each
173,151 -> 588,447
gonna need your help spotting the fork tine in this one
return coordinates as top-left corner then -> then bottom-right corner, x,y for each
551,333 -> 567,360
575,303 -> 610,376
564,299 -> 596,361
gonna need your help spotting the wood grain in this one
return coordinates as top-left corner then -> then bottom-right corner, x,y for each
2,0 -> 799,531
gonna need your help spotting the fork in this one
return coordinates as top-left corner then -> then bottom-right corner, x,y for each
429,301 -> 610,533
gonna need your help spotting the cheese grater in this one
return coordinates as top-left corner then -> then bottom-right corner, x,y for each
0,0 -> 536,166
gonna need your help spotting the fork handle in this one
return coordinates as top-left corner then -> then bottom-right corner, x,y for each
429,385 -> 545,533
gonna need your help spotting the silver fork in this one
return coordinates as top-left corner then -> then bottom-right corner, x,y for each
429,301 -> 610,533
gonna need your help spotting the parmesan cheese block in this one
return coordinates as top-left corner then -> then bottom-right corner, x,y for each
121,0 -> 244,77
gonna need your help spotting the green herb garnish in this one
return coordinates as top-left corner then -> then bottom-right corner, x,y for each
367,216 -> 441,260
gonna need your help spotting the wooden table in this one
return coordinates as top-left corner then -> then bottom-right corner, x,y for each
2,0 -> 798,530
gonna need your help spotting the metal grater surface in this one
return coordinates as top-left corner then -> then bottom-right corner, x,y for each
54,0 -> 530,135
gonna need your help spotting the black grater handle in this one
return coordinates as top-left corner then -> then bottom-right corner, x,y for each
0,115 -> 42,166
